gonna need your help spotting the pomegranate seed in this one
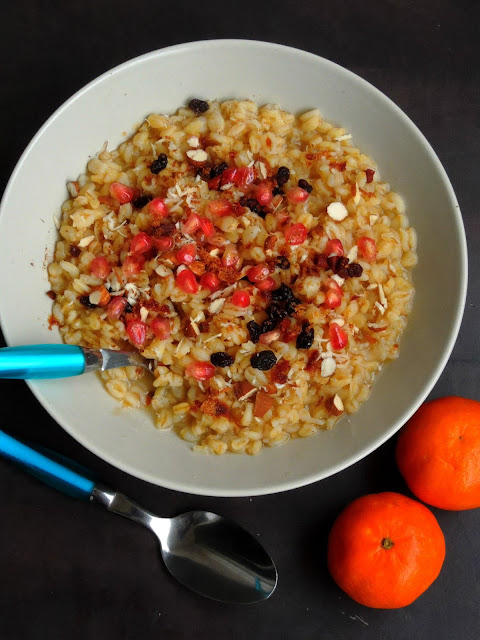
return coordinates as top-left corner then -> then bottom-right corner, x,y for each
176,243 -> 196,264
122,254 -> 145,277
130,232 -> 153,254
286,187 -> 309,204
220,167 -> 238,186
200,272 -> 221,292
176,269 -> 199,294
148,197 -> 169,220
207,175 -> 222,190
325,290 -> 342,309
234,166 -> 255,190
325,239 -> 344,257
231,290 -> 250,308
199,217 -> 215,236
357,236 -> 377,262
285,223 -> 308,245
256,276 -> 276,292
246,264 -> 269,283
182,213 -> 201,235
126,320 -> 147,346
185,361 -> 216,381
222,245 -> 240,268
329,323 -> 348,350
324,278 -> 343,309
208,198 -> 232,217
90,256 -> 111,279
151,317 -> 171,340
255,182 -> 273,206
107,296 -> 127,321
109,182 -> 134,204
259,329 -> 281,345
153,236 -> 174,251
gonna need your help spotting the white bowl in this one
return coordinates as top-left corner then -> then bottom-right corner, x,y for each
0,40 -> 467,496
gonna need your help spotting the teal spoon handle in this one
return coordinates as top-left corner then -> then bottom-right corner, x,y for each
0,429 -> 95,499
0,344 -> 86,379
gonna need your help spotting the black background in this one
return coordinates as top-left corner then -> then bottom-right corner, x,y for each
1,1 -> 479,638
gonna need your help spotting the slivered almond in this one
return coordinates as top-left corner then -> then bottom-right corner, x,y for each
78,235 -> 95,248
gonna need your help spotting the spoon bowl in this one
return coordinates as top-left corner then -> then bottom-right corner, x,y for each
91,485 -> 277,603
160,511 -> 277,603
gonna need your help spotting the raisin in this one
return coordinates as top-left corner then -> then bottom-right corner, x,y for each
132,194 -> 153,208
328,256 -> 349,277
251,350 -> 277,371
195,164 -> 212,181
46,290 -> 57,300
247,320 -> 262,344
261,318 -> 276,334
275,166 -> 290,186
150,153 -> 168,174
210,352 -> 235,367
79,295 -> 96,309
271,283 -> 294,302
298,179 -> 313,193
313,253 -> 329,270
70,244 -> 81,257
347,262 -> 363,277
239,197 -> 263,215
157,221 -> 176,236
210,162 -> 228,178
365,169 -> 375,183
124,302 -> 133,314
285,297 -> 302,315
296,325 -> 314,350
327,255 -> 340,272
188,99 -> 210,115
266,303 -> 288,322
275,255 -> 290,270
272,186 -> 284,196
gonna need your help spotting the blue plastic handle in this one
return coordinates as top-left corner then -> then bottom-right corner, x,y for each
0,429 -> 95,500
0,344 -> 86,379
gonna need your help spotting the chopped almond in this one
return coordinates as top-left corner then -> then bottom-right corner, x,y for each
89,285 -> 110,307
271,360 -> 291,385
254,391 -> 274,418
189,261 -> 206,276
233,381 -> 255,400
325,394 -> 344,416
186,149 -> 208,167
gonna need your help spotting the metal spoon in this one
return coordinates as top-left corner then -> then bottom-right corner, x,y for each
0,429 -> 277,603
0,344 -> 152,379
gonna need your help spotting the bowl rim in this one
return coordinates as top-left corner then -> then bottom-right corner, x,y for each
0,39 -> 468,496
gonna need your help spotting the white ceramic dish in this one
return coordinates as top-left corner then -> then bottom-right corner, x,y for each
0,40 -> 467,496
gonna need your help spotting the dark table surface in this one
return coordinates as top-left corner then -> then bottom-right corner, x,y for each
1,1 -> 479,638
